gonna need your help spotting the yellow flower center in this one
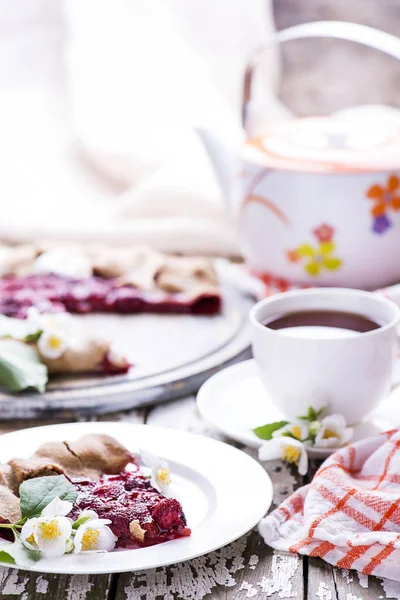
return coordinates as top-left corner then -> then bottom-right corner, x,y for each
48,335 -> 62,350
157,467 -> 171,485
290,426 -> 302,440
81,528 -> 100,551
281,445 -> 301,465
26,533 -> 36,546
38,519 -> 61,541
323,428 -> 339,439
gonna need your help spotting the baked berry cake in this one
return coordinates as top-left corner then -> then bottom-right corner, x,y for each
0,242 -> 222,382
1,434 -> 190,549
0,243 -> 221,318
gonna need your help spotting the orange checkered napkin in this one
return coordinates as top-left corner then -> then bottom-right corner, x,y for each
259,429 -> 400,580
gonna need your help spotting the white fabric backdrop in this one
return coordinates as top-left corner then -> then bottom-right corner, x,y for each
0,0 -> 281,255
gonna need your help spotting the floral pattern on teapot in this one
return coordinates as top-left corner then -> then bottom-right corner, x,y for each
287,225 -> 342,277
367,175 -> 400,235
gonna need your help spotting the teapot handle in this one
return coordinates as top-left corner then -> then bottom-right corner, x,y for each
243,20 -> 400,132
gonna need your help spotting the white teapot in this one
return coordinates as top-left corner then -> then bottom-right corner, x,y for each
199,22 -> 400,290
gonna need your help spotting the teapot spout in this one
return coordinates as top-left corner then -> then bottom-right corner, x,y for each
196,128 -> 241,208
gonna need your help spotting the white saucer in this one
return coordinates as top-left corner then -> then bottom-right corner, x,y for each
197,359 -> 400,459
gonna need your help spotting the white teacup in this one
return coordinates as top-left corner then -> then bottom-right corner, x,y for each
250,288 -> 400,425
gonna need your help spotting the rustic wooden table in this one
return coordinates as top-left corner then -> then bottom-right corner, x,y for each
0,396 -> 397,600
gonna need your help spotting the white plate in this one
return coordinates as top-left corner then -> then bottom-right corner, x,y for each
197,359 -> 399,459
0,283 -> 253,419
0,422 -> 272,575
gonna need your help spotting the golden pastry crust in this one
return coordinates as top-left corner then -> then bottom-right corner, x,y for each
8,434 -> 132,485
155,256 -> 219,296
36,339 -> 111,374
0,244 -> 38,277
0,485 -> 21,524
0,465 -> 19,495
0,243 -> 219,297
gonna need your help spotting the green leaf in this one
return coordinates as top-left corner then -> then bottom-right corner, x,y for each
253,421 -> 288,440
0,340 -> 48,393
281,431 -> 298,440
298,406 -> 325,422
72,514 -> 92,530
308,420 -> 321,444
24,331 -> 42,344
0,548 -> 16,565
0,539 -> 40,568
20,475 -> 77,520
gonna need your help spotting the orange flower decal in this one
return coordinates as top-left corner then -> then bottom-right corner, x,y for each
287,249 -> 300,263
366,175 -> 400,234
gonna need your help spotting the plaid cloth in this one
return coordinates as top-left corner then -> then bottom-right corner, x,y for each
259,429 -> 400,580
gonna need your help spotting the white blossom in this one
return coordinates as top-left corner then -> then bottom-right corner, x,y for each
141,451 -> 172,494
314,414 -> 353,448
21,496 -> 73,557
74,514 -> 117,553
259,437 -> 308,475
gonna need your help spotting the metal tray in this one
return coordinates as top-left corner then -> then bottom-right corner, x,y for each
0,285 -> 253,418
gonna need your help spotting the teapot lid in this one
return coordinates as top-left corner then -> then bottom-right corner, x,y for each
244,109 -> 400,173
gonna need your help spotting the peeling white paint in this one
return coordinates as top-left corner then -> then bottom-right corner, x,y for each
249,555 -> 259,570
357,573 -> 368,589
239,581 -> 258,597
67,575 -> 94,600
36,575 -> 49,594
316,581 -> 332,600
1,571 -> 28,596
125,536 -> 249,600
346,593 -> 362,600
258,553 -> 299,598
342,570 -> 354,584
0,568 -> 8,588
381,579 -> 400,599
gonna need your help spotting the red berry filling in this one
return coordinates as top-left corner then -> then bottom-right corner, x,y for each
70,467 -> 191,548
0,274 -> 221,318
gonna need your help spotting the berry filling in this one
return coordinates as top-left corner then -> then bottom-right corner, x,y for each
0,274 -> 221,318
70,467 -> 191,548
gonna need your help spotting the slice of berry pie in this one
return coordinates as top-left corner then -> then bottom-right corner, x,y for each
0,243 -> 221,319
1,434 -> 191,549
0,242 -> 222,382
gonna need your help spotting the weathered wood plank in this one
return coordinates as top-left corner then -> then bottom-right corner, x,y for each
307,558 -> 337,600
146,396 -> 227,441
116,532 -> 303,600
379,578 -> 400,599
0,418 -> 75,436
333,568 -> 386,600
0,407 -> 146,436
0,569 -> 113,600
95,407 -> 147,424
